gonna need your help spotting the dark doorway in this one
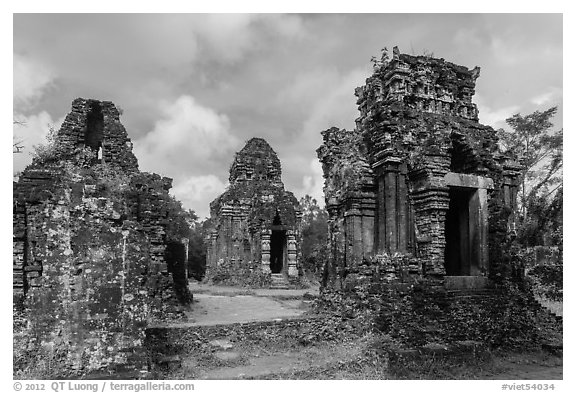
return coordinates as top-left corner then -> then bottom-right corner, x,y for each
444,187 -> 475,275
270,230 -> 286,273
165,241 -> 191,304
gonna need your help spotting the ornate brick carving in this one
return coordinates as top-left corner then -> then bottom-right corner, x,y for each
318,47 -> 521,286
205,138 -> 302,283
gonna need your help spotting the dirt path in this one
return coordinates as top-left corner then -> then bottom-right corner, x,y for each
154,283 -> 562,380
478,355 -> 563,380
153,282 -> 319,328
182,293 -> 308,326
157,282 -> 318,327
482,365 -> 562,380
189,281 -> 320,298
197,342 -> 362,379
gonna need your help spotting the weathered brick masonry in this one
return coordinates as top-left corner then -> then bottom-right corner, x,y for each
13,98 -> 191,375
205,138 -> 302,285
318,48 -> 522,288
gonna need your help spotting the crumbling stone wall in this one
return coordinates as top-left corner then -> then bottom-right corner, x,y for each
13,98 -> 191,376
318,47 -> 521,288
45,99 -> 138,172
205,138 -> 302,285
316,127 -> 376,287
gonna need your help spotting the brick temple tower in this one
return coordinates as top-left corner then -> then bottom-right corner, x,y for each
13,98 -> 192,374
318,47 -> 521,288
205,138 -> 302,285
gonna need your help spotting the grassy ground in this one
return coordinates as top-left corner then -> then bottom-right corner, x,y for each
535,296 -> 563,316
16,280 -> 563,380
151,328 -> 562,380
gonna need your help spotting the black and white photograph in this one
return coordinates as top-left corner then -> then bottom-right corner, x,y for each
9,6 -> 565,387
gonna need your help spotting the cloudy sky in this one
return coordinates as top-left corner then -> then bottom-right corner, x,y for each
13,13 -> 563,218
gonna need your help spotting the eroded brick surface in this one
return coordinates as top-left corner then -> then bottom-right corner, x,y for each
205,138 -> 302,285
13,98 -> 191,375
317,48 -> 522,287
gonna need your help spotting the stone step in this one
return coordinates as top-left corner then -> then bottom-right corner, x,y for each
530,297 -> 563,325
444,275 -> 493,290
269,273 -> 292,289
445,289 -> 498,303
270,284 -> 289,289
446,289 -> 496,297
542,341 -> 563,355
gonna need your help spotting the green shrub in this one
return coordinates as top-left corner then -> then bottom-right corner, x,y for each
526,264 -> 563,301
207,264 -> 272,288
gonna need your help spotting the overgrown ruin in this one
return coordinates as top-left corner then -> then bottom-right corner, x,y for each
205,138 -> 302,287
13,98 -> 191,375
317,47 -> 522,289
13,48 -> 561,381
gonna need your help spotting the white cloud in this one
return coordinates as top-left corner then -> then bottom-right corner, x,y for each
301,69 -> 365,133
475,95 -> 520,129
279,67 -> 366,134
262,14 -> 305,39
531,87 -> 562,106
13,54 -> 54,107
192,14 -> 259,62
277,67 -> 367,205
453,27 -> 484,47
189,14 -> 305,64
299,159 -> 325,207
13,111 -> 64,175
170,175 -> 228,219
133,95 -> 240,216
134,95 -> 240,179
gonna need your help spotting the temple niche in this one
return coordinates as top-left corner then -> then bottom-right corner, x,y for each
317,47 -> 521,289
205,138 -> 302,285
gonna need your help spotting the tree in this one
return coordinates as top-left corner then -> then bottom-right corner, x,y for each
498,106 -> 562,217
187,219 -> 208,281
164,196 -> 195,242
13,120 -> 25,153
521,186 -> 562,247
497,106 -> 563,246
370,47 -> 389,70
299,195 -> 329,280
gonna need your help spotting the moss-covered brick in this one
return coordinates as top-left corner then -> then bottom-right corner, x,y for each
13,98 -> 192,376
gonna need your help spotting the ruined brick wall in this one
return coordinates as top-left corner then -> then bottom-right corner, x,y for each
318,47 -> 521,286
205,138 -> 302,283
13,98 -> 191,376
317,127 -> 376,288
40,98 -> 139,172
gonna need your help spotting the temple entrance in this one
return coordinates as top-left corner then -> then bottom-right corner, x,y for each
165,241 -> 189,303
270,230 -> 286,274
443,173 -> 492,278
444,187 -> 475,275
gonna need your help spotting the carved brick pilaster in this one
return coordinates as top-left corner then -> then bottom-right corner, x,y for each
261,230 -> 271,274
286,231 -> 298,277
